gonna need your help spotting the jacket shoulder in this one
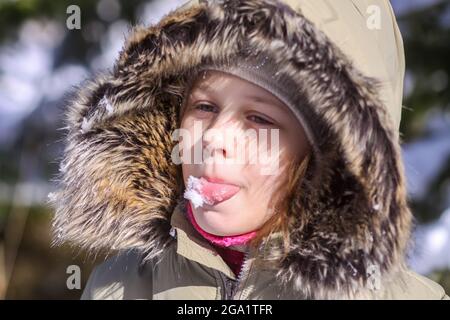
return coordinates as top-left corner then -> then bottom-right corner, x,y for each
81,250 -> 155,300
378,268 -> 449,300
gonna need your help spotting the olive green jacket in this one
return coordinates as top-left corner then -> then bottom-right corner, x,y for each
80,201 -> 449,300
50,0 -> 450,300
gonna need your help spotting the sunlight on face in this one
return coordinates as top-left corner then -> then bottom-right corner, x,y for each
179,70 -> 310,236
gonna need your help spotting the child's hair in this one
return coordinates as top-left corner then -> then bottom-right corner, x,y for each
247,151 -> 311,259
178,69 -> 210,121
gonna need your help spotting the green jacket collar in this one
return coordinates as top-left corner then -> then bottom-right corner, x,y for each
170,201 -> 238,279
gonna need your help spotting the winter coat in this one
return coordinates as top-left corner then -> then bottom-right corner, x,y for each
50,0 -> 450,299
79,200 -> 449,299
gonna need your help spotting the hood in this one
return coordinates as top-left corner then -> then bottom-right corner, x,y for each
50,0 -> 413,298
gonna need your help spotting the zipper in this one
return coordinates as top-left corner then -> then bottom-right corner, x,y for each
220,250 -> 253,300
221,275 -> 237,300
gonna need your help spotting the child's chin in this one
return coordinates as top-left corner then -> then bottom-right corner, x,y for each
196,211 -> 240,236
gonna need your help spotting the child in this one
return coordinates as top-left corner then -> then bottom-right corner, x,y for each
50,0 -> 449,299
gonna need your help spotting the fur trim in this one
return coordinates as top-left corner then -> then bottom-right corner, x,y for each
50,0 -> 413,299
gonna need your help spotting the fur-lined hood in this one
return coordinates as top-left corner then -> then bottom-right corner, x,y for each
51,0 -> 414,298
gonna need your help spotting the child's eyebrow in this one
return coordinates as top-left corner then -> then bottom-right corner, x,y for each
193,83 -> 285,109
244,95 -> 293,119
195,85 -> 276,103
243,94 -> 283,108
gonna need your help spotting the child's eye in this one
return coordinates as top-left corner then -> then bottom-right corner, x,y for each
194,103 -> 217,113
248,115 -> 274,125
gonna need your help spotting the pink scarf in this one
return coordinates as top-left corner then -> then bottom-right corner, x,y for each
185,200 -> 258,247
185,200 -> 258,276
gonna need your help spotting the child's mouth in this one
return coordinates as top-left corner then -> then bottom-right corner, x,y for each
184,175 -> 241,208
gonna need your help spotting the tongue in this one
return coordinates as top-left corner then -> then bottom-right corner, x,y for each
199,178 -> 240,205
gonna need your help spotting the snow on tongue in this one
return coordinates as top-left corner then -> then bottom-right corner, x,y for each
183,176 -> 206,208
183,175 -> 240,208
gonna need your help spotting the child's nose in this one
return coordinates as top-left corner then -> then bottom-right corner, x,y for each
202,116 -> 241,160
202,130 -> 230,160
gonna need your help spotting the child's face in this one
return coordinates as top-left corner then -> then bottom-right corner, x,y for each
179,70 -> 310,236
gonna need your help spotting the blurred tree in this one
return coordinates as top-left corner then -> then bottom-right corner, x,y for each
396,0 -> 450,223
0,0 -> 151,299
